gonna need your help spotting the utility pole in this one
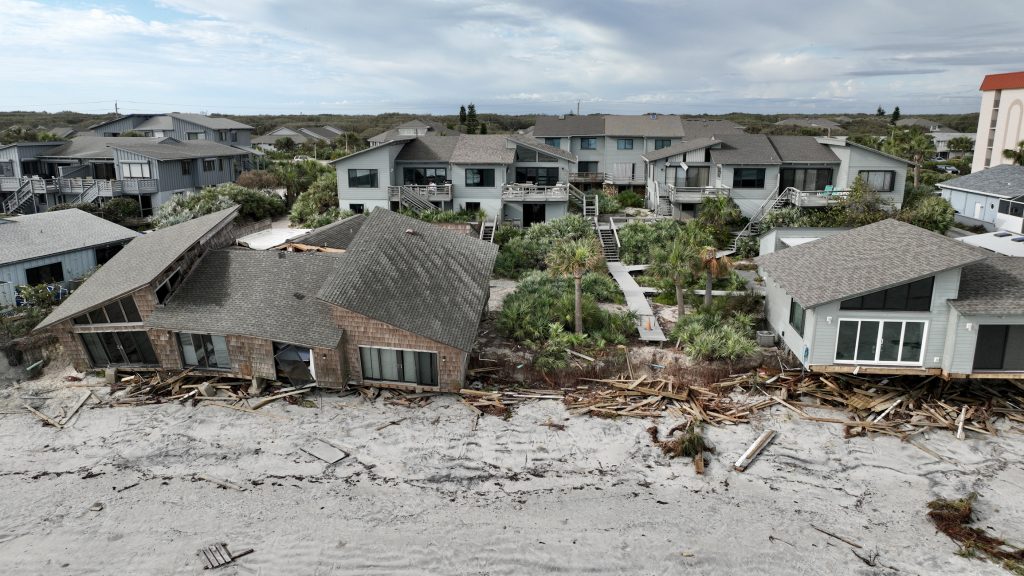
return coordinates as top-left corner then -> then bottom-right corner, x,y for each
577,100 -> 580,116
114,100 -> 119,116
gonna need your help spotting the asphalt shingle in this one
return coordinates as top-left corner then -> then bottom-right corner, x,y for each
396,135 -> 460,162
642,138 -> 720,162
317,209 -> 498,351
937,164 -> 1024,198
950,256 -> 1024,316
146,249 -> 344,349
532,115 -> 606,137
710,134 -> 781,165
768,135 -> 841,163
289,214 -> 367,250
756,219 -> 987,308
0,209 -> 138,267
36,206 -> 239,329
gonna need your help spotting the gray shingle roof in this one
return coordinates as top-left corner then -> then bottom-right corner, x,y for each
112,139 -> 250,160
603,114 -> 684,137
679,119 -> 746,139
937,164 -> 1024,198
774,117 -> 841,129
950,256 -> 1024,316
37,137 -> 159,160
710,134 -> 781,165
170,113 -> 253,130
0,209 -> 138,267
289,214 -> 366,249
896,118 -> 952,132
532,115 -> 606,137
36,206 -> 239,330
146,249 -> 344,349
369,119 -> 448,143
395,135 -> 460,162
768,135 -> 841,163
756,219 -> 987,308
507,135 -> 575,162
135,116 -> 174,131
449,135 -> 515,164
642,138 -> 720,162
317,209 -> 498,351
299,126 -> 343,141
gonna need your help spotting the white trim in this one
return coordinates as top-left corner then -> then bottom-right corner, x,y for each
833,318 -> 928,366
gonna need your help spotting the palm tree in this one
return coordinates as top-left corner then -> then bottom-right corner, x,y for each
696,195 -> 741,246
906,132 -> 936,188
693,245 -> 733,308
545,238 -> 602,334
649,236 -> 696,318
1003,140 -> 1024,165
947,136 -> 974,157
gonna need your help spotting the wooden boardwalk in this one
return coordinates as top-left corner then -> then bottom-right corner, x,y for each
607,262 -> 667,342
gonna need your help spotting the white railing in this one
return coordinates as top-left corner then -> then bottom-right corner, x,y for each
387,184 -> 452,202
665,184 -> 731,203
790,188 -> 849,207
501,183 -> 570,201
569,172 -> 608,183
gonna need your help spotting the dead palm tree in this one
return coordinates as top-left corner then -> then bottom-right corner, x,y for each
693,245 -> 733,308
1003,140 -> 1024,165
545,238 -> 603,334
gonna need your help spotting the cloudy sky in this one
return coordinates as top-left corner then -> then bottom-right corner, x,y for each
3,0 -> 1022,116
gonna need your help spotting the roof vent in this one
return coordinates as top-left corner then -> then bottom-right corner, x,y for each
293,292 -> 305,300
277,251 -> 285,258
994,231 -> 1012,237
1013,237 -> 1024,243
405,228 -> 418,236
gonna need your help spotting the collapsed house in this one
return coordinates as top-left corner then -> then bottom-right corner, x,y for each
758,219 -> 1024,378
35,208 -> 498,391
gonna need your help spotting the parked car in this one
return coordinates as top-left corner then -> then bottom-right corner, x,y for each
292,155 -> 312,162
936,165 -> 960,175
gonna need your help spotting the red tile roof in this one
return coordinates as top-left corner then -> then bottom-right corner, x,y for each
980,71 -> 1024,91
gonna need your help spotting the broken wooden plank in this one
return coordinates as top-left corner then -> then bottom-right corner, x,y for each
734,430 -> 776,472
300,440 -> 348,464
59,391 -> 93,426
250,387 -> 313,410
810,524 -> 862,549
23,404 -> 62,429
196,474 -> 246,491
955,405 -> 967,440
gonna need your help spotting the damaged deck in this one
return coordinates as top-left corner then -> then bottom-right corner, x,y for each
607,262 -> 667,342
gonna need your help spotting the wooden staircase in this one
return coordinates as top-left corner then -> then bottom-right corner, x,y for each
478,216 -> 497,243
730,186 -> 797,250
568,183 -> 599,218
2,179 -> 37,214
395,185 -> 437,214
598,227 -> 619,262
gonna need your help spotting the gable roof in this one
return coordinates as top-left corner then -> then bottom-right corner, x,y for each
317,209 -> 498,351
288,214 -> 367,250
0,209 -> 138,267
767,135 -> 841,163
756,219 -> 986,308
679,119 -> 746,139
36,136 -> 160,160
369,119 -> 448,143
532,115 -> 605,137
329,139 -> 408,164
774,117 -> 840,129
111,139 -> 249,160
642,137 -> 720,162
981,70 -> 1024,91
936,164 -> 1024,198
507,134 -> 575,162
146,249 -> 344,349
169,113 -> 252,130
603,114 -> 684,137
395,134 -> 460,162
950,256 -> 1024,316
710,134 -> 781,165
134,116 -> 174,131
299,126 -> 343,141
896,118 -> 952,132
35,206 -> 239,330
449,134 -> 516,164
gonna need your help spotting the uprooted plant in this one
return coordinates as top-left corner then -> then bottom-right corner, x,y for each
647,420 -> 714,472
927,493 -> 1024,574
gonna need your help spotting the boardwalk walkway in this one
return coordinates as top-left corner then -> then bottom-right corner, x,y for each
606,262 -> 667,342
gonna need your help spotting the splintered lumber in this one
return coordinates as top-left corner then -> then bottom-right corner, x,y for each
810,524 -> 862,549
955,405 -> 967,440
23,404 -> 63,429
734,430 -> 776,472
609,381 -> 689,402
694,451 -> 705,475
250,386 -> 314,410
566,349 -> 596,362
60,391 -> 93,426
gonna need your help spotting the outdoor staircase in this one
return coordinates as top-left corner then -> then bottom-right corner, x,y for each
479,216 -> 496,243
395,185 -> 437,214
64,179 -> 100,206
656,196 -> 672,217
568,183 -> 599,218
730,186 -> 796,251
1,180 -> 36,214
598,227 -> 619,262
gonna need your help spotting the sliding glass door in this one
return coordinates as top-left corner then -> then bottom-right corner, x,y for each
79,331 -> 158,367
359,346 -> 438,386
973,325 -> 1024,371
835,320 -> 925,365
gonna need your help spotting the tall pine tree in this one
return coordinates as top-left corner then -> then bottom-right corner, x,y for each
459,105 -> 467,126
890,106 -> 901,125
466,103 -> 479,134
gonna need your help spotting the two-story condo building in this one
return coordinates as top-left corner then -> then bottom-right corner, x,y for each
759,219 -> 1023,378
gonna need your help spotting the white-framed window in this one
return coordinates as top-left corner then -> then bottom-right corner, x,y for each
187,132 -> 206,140
203,159 -> 216,172
122,162 -> 151,179
834,319 -> 926,365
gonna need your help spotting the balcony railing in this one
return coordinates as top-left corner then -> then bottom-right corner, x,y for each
569,172 -> 608,183
665,183 -> 731,203
501,183 -> 570,202
387,184 -> 453,202
789,189 -> 849,207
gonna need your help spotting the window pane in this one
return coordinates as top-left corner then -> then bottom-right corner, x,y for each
212,335 -> 230,369
884,283 -> 908,310
88,309 -> 109,324
836,322 -> 859,361
192,334 -> 208,367
104,302 -> 126,323
359,347 -> 376,380
80,333 -> 108,366
179,333 -> 198,365
100,332 -> 123,364
907,278 -> 933,311
120,297 -> 141,322
132,332 -> 158,365
201,335 -> 216,368
856,321 -> 879,361
900,322 -> 924,363
402,350 -> 418,383
417,352 -> 438,386
117,332 -> 143,364
380,349 -> 400,381
862,290 -> 885,310
879,322 -> 903,362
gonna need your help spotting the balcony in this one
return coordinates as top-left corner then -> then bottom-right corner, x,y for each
387,184 -> 453,202
788,189 -> 849,207
665,183 -> 731,204
569,172 -> 608,183
501,183 -> 570,202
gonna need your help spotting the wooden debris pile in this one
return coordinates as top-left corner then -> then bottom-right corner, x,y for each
459,388 -> 566,417
106,369 -> 316,411
562,375 -> 774,424
761,373 -> 1024,438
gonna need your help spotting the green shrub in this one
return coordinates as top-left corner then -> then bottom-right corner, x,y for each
734,236 -> 759,259
151,184 -> 285,229
596,190 -> 621,214
617,190 -> 645,208
617,219 -> 684,264
898,194 -> 954,233
289,172 -> 343,228
493,224 -> 525,246
403,209 -> 484,223
493,215 -> 596,278
669,308 -> 758,361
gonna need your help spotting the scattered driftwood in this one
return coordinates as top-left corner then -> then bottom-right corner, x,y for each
196,474 -> 246,492
60,391 -> 93,426
647,420 -> 714,473
810,523 -> 862,549
105,369 -> 317,413
23,404 -> 62,429
927,493 -> 1024,570
734,430 -> 776,472
198,543 -> 254,570
375,418 -> 406,431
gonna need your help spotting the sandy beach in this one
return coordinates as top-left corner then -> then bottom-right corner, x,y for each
0,365 -> 1021,575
